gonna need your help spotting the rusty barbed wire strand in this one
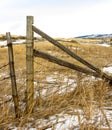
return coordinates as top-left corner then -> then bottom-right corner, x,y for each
0,63 -> 9,70
0,97 -> 12,106
0,76 -> 10,82
34,60 -> 66,74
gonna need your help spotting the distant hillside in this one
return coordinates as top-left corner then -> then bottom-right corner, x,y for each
76,34 -> 112,38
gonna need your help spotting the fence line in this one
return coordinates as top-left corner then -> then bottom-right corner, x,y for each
25,16 -> 112,114
1,16 -> 111,116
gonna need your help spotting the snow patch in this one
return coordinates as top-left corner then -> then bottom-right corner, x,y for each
13,39 -> 26,44
0,40 -> 7,46
0,39 -> 26,47
98,43 -> 111,47
103,66 -> 112,75
46,75 -> 57,83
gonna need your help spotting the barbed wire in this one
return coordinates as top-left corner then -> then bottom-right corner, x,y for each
0,63 -> 9,70
0,76 -> 10,82
34,60 -> 66,74
0,97 -> 12,106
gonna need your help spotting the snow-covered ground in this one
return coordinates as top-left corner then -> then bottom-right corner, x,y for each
6,65 -> 111,130
0,39 -> 25,47
0,40 -> 7,46
10,107 -> 112,130
0,40 -> 111,47
103,66 -> 112,75
98,42 -> 111,47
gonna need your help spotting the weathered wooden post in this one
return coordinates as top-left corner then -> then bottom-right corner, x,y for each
26,16 -> 34,113
6,32 -> 20,118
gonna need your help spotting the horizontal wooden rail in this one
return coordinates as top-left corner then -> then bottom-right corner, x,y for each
32,26 -> 112,83
33,49 -> 99,77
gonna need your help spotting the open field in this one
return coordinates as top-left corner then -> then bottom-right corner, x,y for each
0,39 -> 112,129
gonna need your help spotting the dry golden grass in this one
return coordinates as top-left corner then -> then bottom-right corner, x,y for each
0,40 -> 112,129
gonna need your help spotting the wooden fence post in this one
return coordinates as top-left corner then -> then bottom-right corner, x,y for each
6,32 -> 20,118
26,16 -> 34,113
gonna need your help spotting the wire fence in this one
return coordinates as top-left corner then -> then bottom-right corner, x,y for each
0,36 -> 112,102
0,63 -> 9,70
0,63 -> 10,81
0,63 -> 11,105
0,34 -> 112,130
0,41 -> 111,106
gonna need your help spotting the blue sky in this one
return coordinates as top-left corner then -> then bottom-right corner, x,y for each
0,0 -> 112,37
